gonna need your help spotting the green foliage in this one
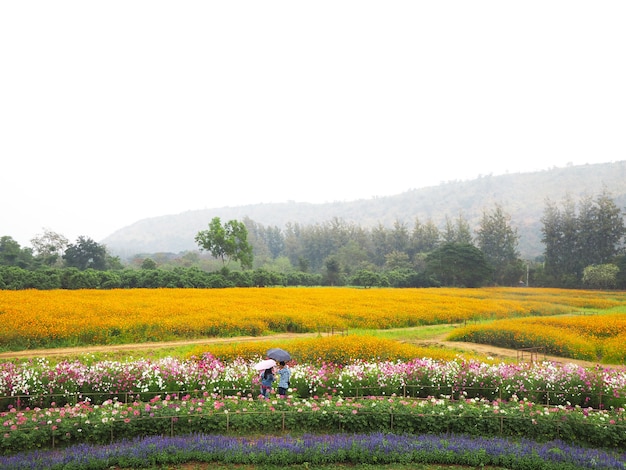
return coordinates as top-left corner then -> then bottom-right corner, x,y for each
476,204 -> 524,286
63,236 -> 107,270
2,394 -> 626,457
251,268 -> 284,287
61,268 -> 101,289
442,215 -> 473,245
141,257 -> 158,269
583,264 -> 619,289
30,229 -> 68,267
541,191 -> 626,287
3,176 -> 625,290
323,256 -> 342,286
0,236 -> 33,269
383,269 -> 439,288
195,217 -> 254,269
285,271 -> 323,286
350,269 -> 380,288
410,218 -> 440,254
616,255 -> 626,289
425,243 -> 493,287
0,266 -> 324,290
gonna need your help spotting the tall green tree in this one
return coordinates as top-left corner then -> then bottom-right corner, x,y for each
476,204 -> 523,285
540,195 -> 579,285
283,222 -> 304,269
30,228 -> 68,267
579,190 -> 625,265
425,242 -> 492,287
239,217 -> 270,265
410,217 -> 440,255
195,217 -> 253,269
385,250 -> 411,271
390,220 -> 410,253
582,264 -> 619,289
615,255 -> 626,289
265,226 -> 285,259
63,236 -> 107,270
336,240 -> 371,276
350,269 -> 380,288
298,224 -> 331,272
577,195 -> 598,271
541,192 -> 625,286
0,236 -> 33,268
323,255 -> 342,286
442,214 -> 473,244
370,223 -> 389,267
141,258 -> 158,270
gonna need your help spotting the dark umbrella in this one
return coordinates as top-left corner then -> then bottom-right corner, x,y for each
267,347 -> 291,362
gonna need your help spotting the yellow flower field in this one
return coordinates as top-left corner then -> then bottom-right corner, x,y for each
185,334 -> 473,364
1,287 -> 624,354
448,313 -> 626,363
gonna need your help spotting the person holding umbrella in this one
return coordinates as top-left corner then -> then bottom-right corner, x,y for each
265,348 -> 291,398
277,361 -> 291,398
260,367 -> 275,399
254,359 -> 276,399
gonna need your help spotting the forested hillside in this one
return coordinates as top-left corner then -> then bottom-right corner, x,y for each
102,161 -> 626,259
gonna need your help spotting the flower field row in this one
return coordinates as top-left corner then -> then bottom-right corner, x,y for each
185,334 -> 472,364
2,392 -> 626,457
448,313 -> 626,364
3,432 -> 626,470
2,352 -> 625,413
1,287 -> 624,351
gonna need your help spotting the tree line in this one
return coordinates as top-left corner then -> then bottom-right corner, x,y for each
2,191 -> 625,290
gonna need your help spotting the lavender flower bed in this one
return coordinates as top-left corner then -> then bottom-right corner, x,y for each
2,432 -> 625,470
2,355 -> 625,411
2,393 -> 625,455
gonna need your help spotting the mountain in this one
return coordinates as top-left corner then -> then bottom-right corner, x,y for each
102,161 -> 626,260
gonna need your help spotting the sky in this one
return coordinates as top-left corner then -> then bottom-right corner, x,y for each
1,1 -> 625,248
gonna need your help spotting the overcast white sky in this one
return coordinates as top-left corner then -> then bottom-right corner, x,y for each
1,1 -> 625,247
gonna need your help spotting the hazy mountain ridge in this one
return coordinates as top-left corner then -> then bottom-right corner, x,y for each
102,161 -> 626,259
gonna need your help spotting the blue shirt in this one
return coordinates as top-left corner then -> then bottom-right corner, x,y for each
278,366 -> 291,388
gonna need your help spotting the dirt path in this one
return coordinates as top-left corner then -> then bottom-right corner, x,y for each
411,337 -> 605,368
0,332 -> 319,360
0,327 -> 611,369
